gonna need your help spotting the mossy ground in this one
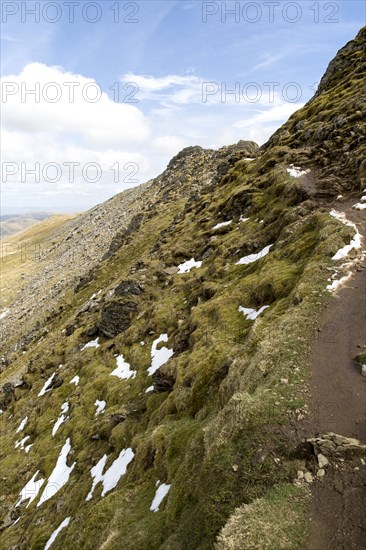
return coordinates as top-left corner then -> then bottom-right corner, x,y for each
0,149 -> 353,550
1,28 -> 365,549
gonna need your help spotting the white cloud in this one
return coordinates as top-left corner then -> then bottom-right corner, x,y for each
234,102 -> 304,128
1,63 -> 306,211
2,63 -> 150,146
121,72 -> 205,106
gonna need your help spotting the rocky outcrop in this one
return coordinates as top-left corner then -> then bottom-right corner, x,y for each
308,432 -> 366,458
98,300 -> 138,338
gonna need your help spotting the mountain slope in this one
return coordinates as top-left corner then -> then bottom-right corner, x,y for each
0,28 -> 365,550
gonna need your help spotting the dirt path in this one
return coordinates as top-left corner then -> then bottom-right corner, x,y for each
307,204 -> 366,549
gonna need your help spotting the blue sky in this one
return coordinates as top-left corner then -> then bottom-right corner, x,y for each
1,1 -> 365,213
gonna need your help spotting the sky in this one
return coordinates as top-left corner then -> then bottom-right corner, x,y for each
1,0 -> 365,213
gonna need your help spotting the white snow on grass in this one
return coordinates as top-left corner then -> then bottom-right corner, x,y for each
15,435 -> 30,450
16,416 -> 28,433
95,400 -> 106,416
37,438 -> 76,507
0,309 -> 9,320
25,444 -> 33,454
238,305 -> 269,320
326,272 -> 353,292
239,216 -> 249,223
16,471 -> 45,508
145,385 -> 154,393
213,220 -> 232,230
287,164 -> 309,178
38,373 -> 56,397
80,338 -> 100,350
44,517 -> 71,550
0,409 -> 3,415
52,402 -> 69,436
70,375 -> 79,386
361,195 -> 366,202
86,448 -> 134,501
236,244 -> 273,265
110,355 -> 137,380
177,258 -> 202,274
329,210 -> 362,260
150,482 -> 171,512
148,334 -> 174,376
352,202 -> 366,211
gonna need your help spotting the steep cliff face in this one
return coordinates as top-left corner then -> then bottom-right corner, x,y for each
0,29 -> 365,550
265,26 -> 366,196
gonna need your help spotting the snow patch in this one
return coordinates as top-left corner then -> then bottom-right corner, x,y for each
37,438 -> 76,507
44,517 -> 71,550
238,305 -> 269,320
287,164 -> 309,178
95,400 -> 106,416
239,216 -> 249,223
38,373 -> 56,397
111,355 -> 136,380
16,471 -> 45,508
236,244 -> 273,265
326,271 -> 353,292
52,402 -> 69,436
81,338 -> 100,350
150,482 -> 171,512
177,258 -> 202,274
15,436 -> 30,450
16,416 -> 28,433
70,375 -> 79,386
145,385 -> 154,393
148,334 -> 174,376
213,220 -> 232,230
352,202 -> 366,211
86,448 -> 134,501
0,309 -> 9,320
330,210 -> 362,260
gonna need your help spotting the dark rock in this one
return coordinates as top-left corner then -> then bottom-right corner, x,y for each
85,325 -> 99,338
0,383 -> 15,410
65,324 -> 75,336
49,375 -> 63,390
98,300 -> 138,338
111,414 -> 127,425
115,281 -> 143,297
152,367 -> 176,393
290,441 -> 316,461
74,269 -> 95,293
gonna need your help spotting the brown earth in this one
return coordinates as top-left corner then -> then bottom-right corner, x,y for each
307,203 -> 366,550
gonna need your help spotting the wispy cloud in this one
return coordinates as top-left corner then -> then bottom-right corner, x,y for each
1,35 -> 23,43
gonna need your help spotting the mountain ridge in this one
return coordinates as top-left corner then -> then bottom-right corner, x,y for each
0,27 -> 365,550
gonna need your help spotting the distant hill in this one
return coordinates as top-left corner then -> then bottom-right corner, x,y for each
0,212 -> 55,239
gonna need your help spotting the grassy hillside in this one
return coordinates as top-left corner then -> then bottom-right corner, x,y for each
0,215 -> 76,309
0,27 -> 365,550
